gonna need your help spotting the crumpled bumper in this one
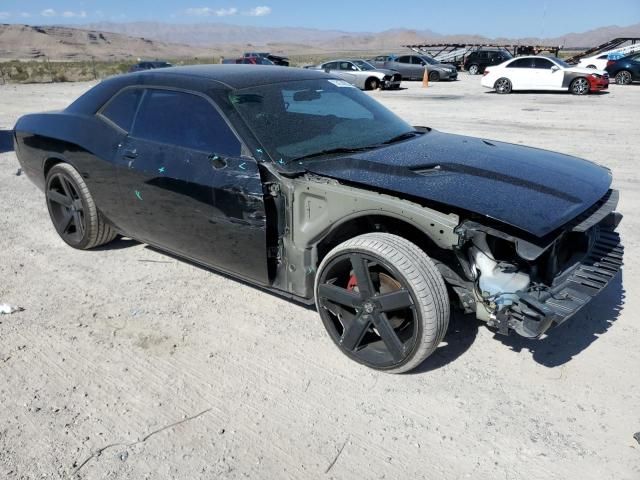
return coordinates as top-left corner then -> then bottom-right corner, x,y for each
499,224 -> 623,338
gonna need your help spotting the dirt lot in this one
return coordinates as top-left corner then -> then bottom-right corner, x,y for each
0,74 -> 638,479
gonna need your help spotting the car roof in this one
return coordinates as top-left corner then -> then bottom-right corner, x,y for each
132,64 -> 328,89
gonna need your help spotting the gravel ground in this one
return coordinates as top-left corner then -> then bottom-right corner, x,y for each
0,74 -> 638,479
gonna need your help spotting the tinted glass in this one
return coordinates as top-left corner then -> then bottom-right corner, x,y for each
132,89 -> 241,155
323,62 -> 338,70
339,62 -> 356,70
101,88 -> 143,132
507,58 -> 533,68
533,58 -> 554,69
230,79 -> 413,163
396,56 -> 411,64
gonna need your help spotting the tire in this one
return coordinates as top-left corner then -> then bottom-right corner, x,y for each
428,71 -> 440,82
365,77 -> 380,90
314,233 -> 450,373
468,64 -> 480,75
615,70 -> 632,85
570,77 -> 590,95
45,163 -> 118,249
494,77 -> 512,94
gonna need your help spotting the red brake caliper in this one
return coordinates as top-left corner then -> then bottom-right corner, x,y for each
347,273 -> 358,291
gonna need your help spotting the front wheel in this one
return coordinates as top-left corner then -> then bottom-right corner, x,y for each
468,64 -> 480,75
570,77 -> 590,95
45,163 -> 118,249
615,70 -> 632,85
315,233 -> 450,373
428,71 -> 440,82
365,77 -> 380,90
494,77 -> 512,94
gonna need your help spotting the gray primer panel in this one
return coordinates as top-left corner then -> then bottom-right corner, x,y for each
271,172 -> 460,299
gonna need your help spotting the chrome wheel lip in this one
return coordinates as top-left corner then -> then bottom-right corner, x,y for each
316,251 -> 419,369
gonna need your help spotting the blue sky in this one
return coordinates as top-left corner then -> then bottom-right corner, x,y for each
0,1 -> 639,37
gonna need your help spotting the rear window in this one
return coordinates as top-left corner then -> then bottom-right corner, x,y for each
100,88 -> 143,132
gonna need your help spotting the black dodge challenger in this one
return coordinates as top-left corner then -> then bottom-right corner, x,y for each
14,65 -> 623,373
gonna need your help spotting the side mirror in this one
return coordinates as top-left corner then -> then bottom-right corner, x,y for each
551,65 -> 560,72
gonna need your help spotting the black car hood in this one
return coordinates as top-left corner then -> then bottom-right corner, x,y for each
301,130 -> 611,238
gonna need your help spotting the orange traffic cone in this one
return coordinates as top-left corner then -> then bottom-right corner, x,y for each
422,67 -> 429,88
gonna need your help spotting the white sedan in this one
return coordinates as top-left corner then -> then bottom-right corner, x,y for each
481,56 -> 609,95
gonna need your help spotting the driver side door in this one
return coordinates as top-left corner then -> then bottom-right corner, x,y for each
114,87 -> 269,284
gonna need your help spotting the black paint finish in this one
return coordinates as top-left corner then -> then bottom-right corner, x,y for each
301,130 -> 611,238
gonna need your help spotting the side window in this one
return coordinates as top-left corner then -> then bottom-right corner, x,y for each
339,62 -> 355,71
323,62 -> 338,70
410,56 -> 423,65
533,58 -> 554,69
282,89 -> 373,120
396,56 -> 411,64
507,58 -> 533,68
100,88 -> 143,132
478,52 -> 489,59
132,89 -> 241,155
598,55 -> 608,59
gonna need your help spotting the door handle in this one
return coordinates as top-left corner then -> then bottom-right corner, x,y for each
123,148 -> 138,159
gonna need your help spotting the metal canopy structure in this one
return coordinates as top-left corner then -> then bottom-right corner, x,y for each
403,43 -> 561,67
563,37 -> 640,64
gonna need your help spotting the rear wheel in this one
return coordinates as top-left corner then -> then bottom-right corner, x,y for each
494,77 -> 512,94
428,71 -> 440,82
570,77 -> 590,95
468,64 -> 480,75
365,77 -> 380,90
315,233 -> 450,373
615,70 -> 632,85
45,163 -> 117,249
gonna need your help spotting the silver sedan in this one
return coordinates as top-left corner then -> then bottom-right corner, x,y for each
309,59 -> 402,90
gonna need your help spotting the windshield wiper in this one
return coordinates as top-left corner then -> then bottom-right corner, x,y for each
291,146 -> 379,163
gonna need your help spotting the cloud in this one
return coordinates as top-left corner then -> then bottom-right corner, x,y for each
41,9 -> 56,17
62,10 -> 87,18
186,7 -> 238,17
246,6 -> 271,16
20,12 -> 31,18
0,12 -> 10,19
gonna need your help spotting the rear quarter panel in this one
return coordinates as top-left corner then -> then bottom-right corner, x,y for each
14,111 -> 126,226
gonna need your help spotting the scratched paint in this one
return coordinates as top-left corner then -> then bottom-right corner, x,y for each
135,190 -> 143,201
239,162 -> 247,170
158,166 -> 165,173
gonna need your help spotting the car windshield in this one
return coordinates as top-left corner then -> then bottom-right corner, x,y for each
549,57 -> 570,68
230,78 -> 416,164
352,60 -> 376,71
420,56 -> 438,65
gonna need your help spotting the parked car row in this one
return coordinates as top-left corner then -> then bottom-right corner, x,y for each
307,59 -> 401,90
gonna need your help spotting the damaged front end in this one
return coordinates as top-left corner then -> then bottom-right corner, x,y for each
454,190 -> 623,338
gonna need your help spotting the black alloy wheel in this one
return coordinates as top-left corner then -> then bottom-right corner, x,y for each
366,77 -> 380,90
315,233 -> 449,373
45,163 -> 117,249
46,170 -> 87,245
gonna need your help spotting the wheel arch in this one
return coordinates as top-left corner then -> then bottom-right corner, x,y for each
317,213 -> 446,263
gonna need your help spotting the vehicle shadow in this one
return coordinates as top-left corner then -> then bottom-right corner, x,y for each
409,310 -> 480,374
0,130 -> 14,153
92,236 -> 140,251
496,272 -> 625,367
485,90 -> 610,96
